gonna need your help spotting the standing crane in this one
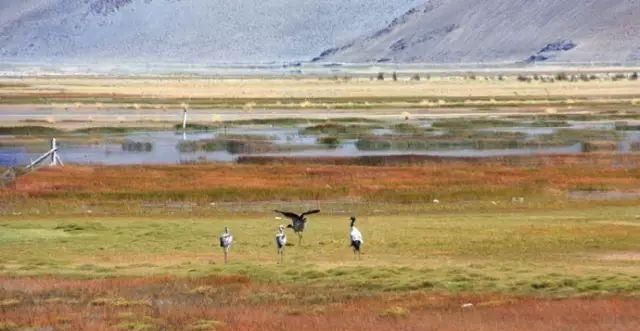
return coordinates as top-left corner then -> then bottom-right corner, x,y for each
219,226 -> 233,264
349,217 -> 363,259
274,209 -> 320,245
275,224 -> 287,263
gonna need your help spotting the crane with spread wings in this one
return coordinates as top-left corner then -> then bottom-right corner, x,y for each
274,209 -> 320,245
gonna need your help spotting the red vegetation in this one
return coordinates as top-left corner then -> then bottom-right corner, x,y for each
1,275 -> 638,330
4,154 -> 640,204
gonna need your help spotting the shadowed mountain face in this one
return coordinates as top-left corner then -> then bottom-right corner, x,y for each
1,0 -> 639,65
0,0 -> 422,64
315,0 -> 640,64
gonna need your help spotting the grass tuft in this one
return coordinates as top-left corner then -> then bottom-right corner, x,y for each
379,306 -> 410,318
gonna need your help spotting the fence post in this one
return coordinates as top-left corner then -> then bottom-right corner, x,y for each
182,108 -> 188,130
50,138 -> 58,166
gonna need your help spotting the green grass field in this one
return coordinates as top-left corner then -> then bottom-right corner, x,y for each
2,205 -> 639,298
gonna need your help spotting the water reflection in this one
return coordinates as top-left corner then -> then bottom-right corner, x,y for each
1,121 -> 639,166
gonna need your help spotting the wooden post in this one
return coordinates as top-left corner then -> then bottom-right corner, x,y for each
182,108 -> 188,141
26,149 -> 55,169
25,138 -> 62,170
182,108 -> 188,130
50,138 -> 58,166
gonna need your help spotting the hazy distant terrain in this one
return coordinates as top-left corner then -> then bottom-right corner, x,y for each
0,0 -> 639,65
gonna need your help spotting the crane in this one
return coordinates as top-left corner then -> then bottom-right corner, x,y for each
274,209 -> 320,245
219,226 -> 233,264
349,217 -> 363,259
275,224 -> 287,263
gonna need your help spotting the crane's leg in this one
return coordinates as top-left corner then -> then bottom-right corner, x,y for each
224,247 -> 228,264
298,233 -> 303,246
352,242 -> 361,260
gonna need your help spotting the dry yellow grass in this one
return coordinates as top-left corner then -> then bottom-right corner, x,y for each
1,76 -> 640,100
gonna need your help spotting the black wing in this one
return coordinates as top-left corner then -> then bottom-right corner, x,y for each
274,210 -> 300,221
301,209 -> 320,217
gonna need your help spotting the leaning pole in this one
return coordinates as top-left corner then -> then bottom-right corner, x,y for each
26,138 -> 63,170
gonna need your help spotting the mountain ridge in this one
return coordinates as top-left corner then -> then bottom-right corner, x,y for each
1,0 -> 639,65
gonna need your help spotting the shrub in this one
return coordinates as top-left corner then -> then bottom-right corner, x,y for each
517,75 -> 532,82
122,140 -> 153,152
318,136 -> 340,147
612,73 -> 626,81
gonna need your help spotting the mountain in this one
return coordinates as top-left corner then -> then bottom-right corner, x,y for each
314,0 -> 640,64
0,0 -> 422,64
2,0 -> 639,65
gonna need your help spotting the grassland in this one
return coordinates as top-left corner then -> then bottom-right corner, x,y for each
2,275 -> 637,331
2,209 -> 640,292
3,158 -> 640,330
2,174 -> 640,329
3,73 -> 640,330
4,155 -> 640,209
1,75 -> 640,111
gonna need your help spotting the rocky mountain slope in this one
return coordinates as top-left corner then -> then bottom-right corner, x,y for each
314,0 -> 640,64
0,0 -> 421,63
2,0 -> 638,65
